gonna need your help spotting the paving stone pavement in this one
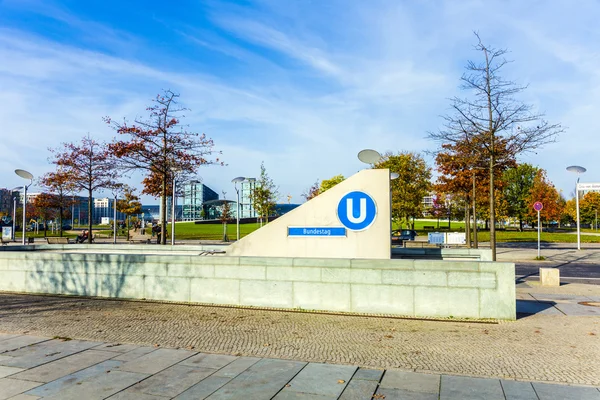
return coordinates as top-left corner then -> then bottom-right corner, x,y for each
0,333 -> 598,399
0,280 -> 598,390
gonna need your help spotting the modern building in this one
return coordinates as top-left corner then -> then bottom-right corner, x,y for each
142,204 -> 183,223
239,178 -> 257,219
0,188 -> 19,217
93,198 -> 127,223
182,181 -> 219,221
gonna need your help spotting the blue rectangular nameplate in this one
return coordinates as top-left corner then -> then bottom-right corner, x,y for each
288,227 -> 346,237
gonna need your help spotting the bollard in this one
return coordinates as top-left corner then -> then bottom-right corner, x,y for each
539,268 -> 560,286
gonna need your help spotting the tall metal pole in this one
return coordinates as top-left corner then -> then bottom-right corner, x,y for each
12,196 -> 16,241
472,172 -> 478,248
236,185 -> 240,241
171,177 -> 176,246
537,209 -> 541,259
576,179 -> 581,250
22,186 -> 27,245
113,195 -> 117,244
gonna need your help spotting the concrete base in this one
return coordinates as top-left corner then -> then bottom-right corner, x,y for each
539,268 -> 560,287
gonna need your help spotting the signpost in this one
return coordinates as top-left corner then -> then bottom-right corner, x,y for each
533,201 -> 543,258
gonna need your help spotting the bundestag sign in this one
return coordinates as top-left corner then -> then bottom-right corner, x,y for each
287,190 -> 377,237
577,182 -> 600,192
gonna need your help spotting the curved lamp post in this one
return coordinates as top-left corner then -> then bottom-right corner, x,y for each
15,169 -> 34,245
232,177 -> 246,241
567,165 -> 586,250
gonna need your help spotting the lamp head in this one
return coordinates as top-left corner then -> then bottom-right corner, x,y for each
566,165 -> 586,174
357,149 -> 382,165
231,177 -> 246,184
15,169 -> 33,181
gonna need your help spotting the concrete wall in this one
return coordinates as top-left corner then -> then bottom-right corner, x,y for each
392,247 -> 493,261
227,169 -> 391,259
0,251 -> 515,320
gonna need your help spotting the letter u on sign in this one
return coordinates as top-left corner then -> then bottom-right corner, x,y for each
337,191 -> 377,231
346,198 -> 367,223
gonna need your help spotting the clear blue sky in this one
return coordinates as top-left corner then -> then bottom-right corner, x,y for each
1,0 -> 598,203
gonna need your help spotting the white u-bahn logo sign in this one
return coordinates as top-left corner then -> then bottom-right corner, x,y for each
337,191 -> 377,231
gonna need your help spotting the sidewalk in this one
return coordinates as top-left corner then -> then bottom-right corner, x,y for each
0,332 -> 598,399
0,280 -> 598,399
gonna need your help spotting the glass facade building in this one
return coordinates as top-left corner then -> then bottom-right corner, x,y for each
239,178 -> 257,219
182,181 -> 219,221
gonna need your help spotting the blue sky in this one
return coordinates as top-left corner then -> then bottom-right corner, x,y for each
1,0 -> 598,203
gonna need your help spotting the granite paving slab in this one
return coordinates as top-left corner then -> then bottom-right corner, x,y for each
111,346 -> 156,362
338,378 -> 379,400
500,380 -> 539,400
0,365 -> 24,379
107,391 -> 168,400
377,387 -> 439,399
273,392 -> 336,399
554,303 -> 600,316
11,349 -> 116,383
93,342 -> 141,353
25,360 -> 123,397
0,339 -> 100,369
210,357 -> 262,379
379,370 -> 441,394
281,362 -> 356,397
440,375 -> 504,399
0,333 -> 21,342
118,348 -> 195,374
179,353 -> 238,370
4,394 -> 41,400
206,358 -> 307,400
173,375 -> 233,400
0,336 -> 49,354
516,301 -> 563,315
39,370 -> 149,400
532,382 -> 600,400
350,368 -> 384,382
126,364 -> 217,397
0,378 -> 42,400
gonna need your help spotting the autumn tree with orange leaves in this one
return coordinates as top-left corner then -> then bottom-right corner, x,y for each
435,138 -> 514,247
38,170 -> 76,237
106,90 -> 221,244
526,170 -> 563,225
50,134 -> 118,243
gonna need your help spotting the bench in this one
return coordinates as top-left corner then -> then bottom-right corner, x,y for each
46,237 -> 70,244
423,226 -> 435,230
129,235 -> 151,244
1,237 -> 9,246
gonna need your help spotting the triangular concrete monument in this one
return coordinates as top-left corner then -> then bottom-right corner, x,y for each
227,168 -> 391,259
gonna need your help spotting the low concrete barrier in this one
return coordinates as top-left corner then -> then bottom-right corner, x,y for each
0,250 -> 515,320
393,247 -> 493,261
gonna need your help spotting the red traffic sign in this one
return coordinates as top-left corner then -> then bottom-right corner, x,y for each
533,201 -> 543,211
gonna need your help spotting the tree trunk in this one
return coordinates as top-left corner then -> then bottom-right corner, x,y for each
88,190 -> 93,243
160,180 -> 167,245
489,158 -> 496,260
472,173 -> 478,249
465,199 -> 471,248
59,206 -> 64,237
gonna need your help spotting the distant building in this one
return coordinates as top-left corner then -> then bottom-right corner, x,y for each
93,198 -> 127,223
239,178 -> 257,219
0,188 -> 19,216
142,204 -> 182,223
182,181 -> 219,221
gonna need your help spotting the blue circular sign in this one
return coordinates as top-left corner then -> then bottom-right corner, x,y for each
337,191 -> 377,231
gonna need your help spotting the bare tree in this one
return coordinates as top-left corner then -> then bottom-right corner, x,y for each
428,33 -> 563,260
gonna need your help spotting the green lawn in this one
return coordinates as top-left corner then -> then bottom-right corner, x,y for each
14,219 -> 599,244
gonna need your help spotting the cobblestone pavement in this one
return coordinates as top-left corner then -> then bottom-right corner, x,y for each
0,283 -> 598,388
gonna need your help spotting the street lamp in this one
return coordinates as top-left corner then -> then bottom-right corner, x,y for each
171,170 -> 181,246
15,169 -> 33,245
11,186 -> 23,241
232,177 -> 246,241
566,165 -> 586,250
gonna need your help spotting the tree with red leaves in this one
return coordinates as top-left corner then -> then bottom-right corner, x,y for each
50,134 -> 118,243
106,90 -> 221,244
38,170 -> 76,237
